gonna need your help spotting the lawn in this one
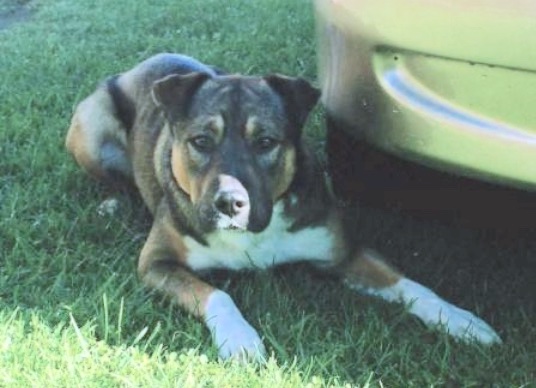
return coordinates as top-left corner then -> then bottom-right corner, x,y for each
1,0 -> 535,386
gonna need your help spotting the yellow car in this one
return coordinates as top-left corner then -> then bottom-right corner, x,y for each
315,0 -> 536,192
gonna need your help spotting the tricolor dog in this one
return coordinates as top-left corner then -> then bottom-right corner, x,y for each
66,53 -> 501,360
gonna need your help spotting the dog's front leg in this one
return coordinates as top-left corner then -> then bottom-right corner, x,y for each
138,220 -> 266,361
339,248 -> 502,345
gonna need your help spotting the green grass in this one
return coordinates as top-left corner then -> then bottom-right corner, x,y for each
1,0 -> 535,386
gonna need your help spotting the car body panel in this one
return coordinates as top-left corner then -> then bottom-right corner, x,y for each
315,0 -> 536,189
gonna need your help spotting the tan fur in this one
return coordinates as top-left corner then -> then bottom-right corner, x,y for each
209,115 -> 225,139
65,115 -> 103,178
273,148 -> 296,199
244,116 -> 258,138
66,87 -> 129,180
343,249 -> 401,289
137,208 -> 217,317
171,143 -> 193,197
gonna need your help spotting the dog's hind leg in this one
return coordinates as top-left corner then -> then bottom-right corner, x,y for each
66,86 -> 132,183
339,248 -> 502,345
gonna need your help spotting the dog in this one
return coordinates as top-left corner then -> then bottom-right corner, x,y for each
65,53 -> 501,360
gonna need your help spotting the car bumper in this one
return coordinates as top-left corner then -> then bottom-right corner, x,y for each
315,0 -> 536,189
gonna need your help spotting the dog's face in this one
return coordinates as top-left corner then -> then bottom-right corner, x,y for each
152,73 -> 320,233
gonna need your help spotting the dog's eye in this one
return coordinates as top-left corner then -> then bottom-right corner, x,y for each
190,136 -> 215,152
253,137 -> 278,152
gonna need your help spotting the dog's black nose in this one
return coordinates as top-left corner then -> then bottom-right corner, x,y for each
215,191 -> 249,217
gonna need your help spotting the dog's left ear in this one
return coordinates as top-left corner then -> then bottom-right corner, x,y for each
152,72 -> 211,122
264,74 -> 321,130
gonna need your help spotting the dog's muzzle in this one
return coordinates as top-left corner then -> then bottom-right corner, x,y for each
214,175 -> 250,230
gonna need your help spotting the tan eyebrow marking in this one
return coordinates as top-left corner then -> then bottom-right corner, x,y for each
209,115 -> 225,139
245,116 -> 258,138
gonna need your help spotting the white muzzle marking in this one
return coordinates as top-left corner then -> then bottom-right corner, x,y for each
214,174 -> 250,230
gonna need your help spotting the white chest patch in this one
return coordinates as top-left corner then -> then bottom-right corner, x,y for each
184,202 -> 335,271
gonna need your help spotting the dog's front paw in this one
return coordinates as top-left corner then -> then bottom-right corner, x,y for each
204,290 -> 266,361
395,279 -> 502,345
211,314 -> 266,361
425,301 -> 502,345
376,278 -> 502,345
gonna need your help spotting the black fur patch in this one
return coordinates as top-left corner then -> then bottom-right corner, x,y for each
106,75 -> 136,132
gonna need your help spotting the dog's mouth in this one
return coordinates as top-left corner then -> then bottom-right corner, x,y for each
216,215 -> 249,232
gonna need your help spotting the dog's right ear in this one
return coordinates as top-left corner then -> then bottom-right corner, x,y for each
152,72 -> 211,122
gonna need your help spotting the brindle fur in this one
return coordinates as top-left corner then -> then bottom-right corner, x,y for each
66,53 -> 501,360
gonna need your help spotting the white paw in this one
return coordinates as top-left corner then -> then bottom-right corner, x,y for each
211,314 -> 266,361
204,290 -> 266,361
371,278 -> 502,345
415,297 -> 502,345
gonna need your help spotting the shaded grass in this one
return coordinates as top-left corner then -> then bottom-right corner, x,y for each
1,0 -> 535,386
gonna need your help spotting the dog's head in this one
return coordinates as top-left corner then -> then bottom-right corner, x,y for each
152,72 -> 320,233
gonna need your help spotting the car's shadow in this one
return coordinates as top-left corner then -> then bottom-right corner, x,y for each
326,126 -> 536,333
327,121 -> 536,231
